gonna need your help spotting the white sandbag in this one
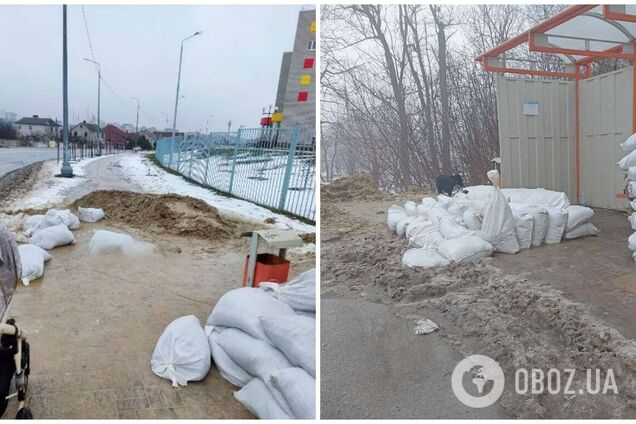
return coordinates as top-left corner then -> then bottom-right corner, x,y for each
402,248 -> 449,268
513,214 -> 534,249
151,315 -> 211,387
621,133 -> 636,153
260,269 -> 315,312
407,220 -> 445,249
501,188 -> 570,209
544,208 -> 568,245
447,203 -> 468,218
260,314 -> 315,377
216,328 -> 293,380
387,205 -> 407,232
462,207 -> 482,231
629,213 -> 636,231
87,230 -> 157,256
45,209 -> 80,230
436,194 -> 453,209
78,207 -> 105,223
207,288 -> 296,340
566,205 -> 594,231
628,166 -> 636,181
564,223 -> 599,240
421,197 -> 437,208
207,329 -> 252,387
22,215 -> 49,237
457,185 -> 494,201
396,216 -> 415,237
479,170 -> 519,254
404,201 -> 418,217
438,235 -> 494,263
618,148 -> 636,171
629,182 -> 636,198
510,204 -> 549,247
234,378 -> 292,420
631,200 -> 636,210
424,207 -> 452,225
629,232 -> 636,251
405,217 -> 432,240
415,204 -> 431,217
18,244 -> 51,287
29,223 -> 75,250
269,368 -> 315,419
439,217 -> 474,240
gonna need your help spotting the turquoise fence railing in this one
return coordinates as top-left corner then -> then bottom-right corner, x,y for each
155,125 -> 316,221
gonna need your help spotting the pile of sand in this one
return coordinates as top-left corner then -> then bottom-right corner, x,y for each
70,190 -> 234,240
321,173 -> 390,202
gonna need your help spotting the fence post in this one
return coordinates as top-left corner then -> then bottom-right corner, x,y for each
203,139 -> 211,187
228,128 -> 242,194
278,124 -> 300,211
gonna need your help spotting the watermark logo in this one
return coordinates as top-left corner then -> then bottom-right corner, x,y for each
451,354 -> 505,408
452,355 -> 619,408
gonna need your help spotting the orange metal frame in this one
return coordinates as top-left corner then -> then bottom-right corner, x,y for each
476,4 -> 636,203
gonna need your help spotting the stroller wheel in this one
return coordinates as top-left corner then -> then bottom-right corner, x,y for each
16,407 -> 32,419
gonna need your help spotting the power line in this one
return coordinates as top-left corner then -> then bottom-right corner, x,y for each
81,6 -> 97,64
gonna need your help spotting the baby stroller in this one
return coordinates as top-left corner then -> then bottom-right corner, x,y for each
0,221 -> 32,419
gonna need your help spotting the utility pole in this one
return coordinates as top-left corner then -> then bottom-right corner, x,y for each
171,31 -> 202,145
60,4 -> 73,177
84,58 -> 101,156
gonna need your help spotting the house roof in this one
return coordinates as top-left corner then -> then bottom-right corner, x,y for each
15,116 -> 60,127
71,122 -> 102,133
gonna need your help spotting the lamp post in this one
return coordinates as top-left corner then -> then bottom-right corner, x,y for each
60,5 -> 73,177
206,114 -> 214,134
131,97 -> 140,149
84,57 -> 101,156
171,31 -> 202,145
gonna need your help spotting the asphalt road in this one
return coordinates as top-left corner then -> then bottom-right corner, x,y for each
0,147 -> 57,178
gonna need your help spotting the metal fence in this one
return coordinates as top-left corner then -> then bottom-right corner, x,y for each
155,125 -> 316,221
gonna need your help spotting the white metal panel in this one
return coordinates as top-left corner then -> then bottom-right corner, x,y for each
579,66 -> 633,210
496,76 -> 576,201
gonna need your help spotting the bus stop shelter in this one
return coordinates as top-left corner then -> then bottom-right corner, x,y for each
477,5 -> 636,209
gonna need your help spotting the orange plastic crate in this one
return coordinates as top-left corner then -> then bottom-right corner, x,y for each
242,253 -> 290,288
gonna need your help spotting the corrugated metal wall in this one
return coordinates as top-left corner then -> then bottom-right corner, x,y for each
579,66 -> 633,210
496,76 -> 577,201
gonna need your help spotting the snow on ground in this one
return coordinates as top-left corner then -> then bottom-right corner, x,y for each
9,156 -> 104,210
113,154 -> 315,233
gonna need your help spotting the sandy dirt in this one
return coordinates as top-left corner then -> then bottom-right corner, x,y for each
321,174 -> 636,419
0,160 -> 315,418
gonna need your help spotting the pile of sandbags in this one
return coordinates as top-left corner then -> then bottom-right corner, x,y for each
388,170 -> 598,269
619,133 -> 636,261
206,270 -> 316,419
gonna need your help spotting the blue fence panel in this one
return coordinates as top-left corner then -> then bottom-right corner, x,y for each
155,126 -> 315,221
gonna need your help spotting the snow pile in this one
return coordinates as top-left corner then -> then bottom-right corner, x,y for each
205,271 -> 316,419
388,171 -> 597,268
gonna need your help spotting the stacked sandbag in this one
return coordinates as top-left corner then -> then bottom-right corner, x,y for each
618,133 -> 636,260
564,205 -> 598,239
206,285 -> 316,419
151,315 -> 211,387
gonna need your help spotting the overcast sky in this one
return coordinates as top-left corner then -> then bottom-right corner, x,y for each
0,4 -> 310,132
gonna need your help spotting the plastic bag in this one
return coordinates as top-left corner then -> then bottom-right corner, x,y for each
207,288 -> 296,340
564,223 -> 599,240
438,235 -> 494,263
151,315 -> 211,387
260,269 -> 315,312
234,378 -> 292,419
402,248 -> 449,268
565,205 -> 594,231
268,368 -> 316,419
78,207 -> 105,223
207,328 -> 252,387
29,224 -> 75,250
479,170 -> 519,254
260,314 -> 315,377
18,244 -> 51,286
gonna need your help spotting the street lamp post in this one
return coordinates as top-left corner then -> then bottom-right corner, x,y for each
171,31 -> 202,145
60,5 -> 73,177
131,97 -> 140,149
84,57 -> 101,156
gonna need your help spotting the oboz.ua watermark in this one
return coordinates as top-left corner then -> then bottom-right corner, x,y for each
451,354 -> 618,408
